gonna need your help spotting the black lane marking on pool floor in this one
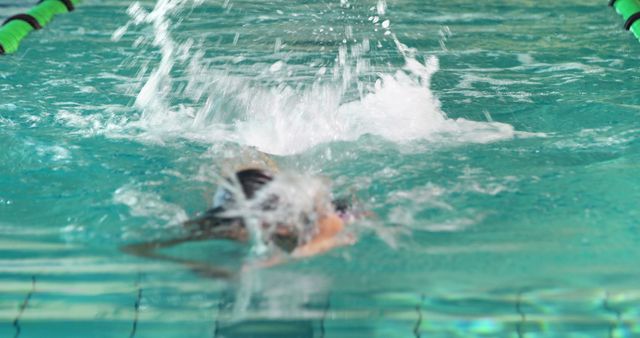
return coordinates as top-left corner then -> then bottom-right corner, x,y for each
130,275 -> 143,338
212,296 -> 226,338
515,292 -> 526,338
413,294 -> 425,338
13,276 -> 36,338
319,292 -> 332,338
603,291 -> 622,338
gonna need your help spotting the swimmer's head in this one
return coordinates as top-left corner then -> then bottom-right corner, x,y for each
213,168 -> 274,208
211,168 -> 298,252
212,168 -> 350,253
235,168 -> 274,199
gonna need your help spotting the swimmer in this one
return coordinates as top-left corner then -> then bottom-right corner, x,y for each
122,168 -> 356,277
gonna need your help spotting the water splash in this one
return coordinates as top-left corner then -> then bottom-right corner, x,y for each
112,0 -> 518,156
106,0 -> 525,253
217,171 -> 334,255
113,184 -> 189,226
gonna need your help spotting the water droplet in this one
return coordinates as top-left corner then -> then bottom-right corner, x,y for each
376,0 -> 387,15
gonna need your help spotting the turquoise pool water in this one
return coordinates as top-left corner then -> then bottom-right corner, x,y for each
1,0 -> 640,337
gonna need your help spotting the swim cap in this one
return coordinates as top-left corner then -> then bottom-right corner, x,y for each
212,168 -> 274,208
235,168 -> 274,199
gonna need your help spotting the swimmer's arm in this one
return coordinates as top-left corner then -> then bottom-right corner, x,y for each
121,224 -> 246,259
292,214 -> 355,258
243,233 -> 356,271
241,233 -> 355,272
291,234 -> 355,258
121,236 -> 198,259
120,234 -> 240,278
242,214 -> 352,271
241,254 -> 288,271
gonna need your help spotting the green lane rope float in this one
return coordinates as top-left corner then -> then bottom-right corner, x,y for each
610,0 -> 640,42
0,0 -> 80,55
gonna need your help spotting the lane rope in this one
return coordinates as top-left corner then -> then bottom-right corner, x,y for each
3,14 -> 42,30
0,0 -> 80,55
610,0 -> 640,42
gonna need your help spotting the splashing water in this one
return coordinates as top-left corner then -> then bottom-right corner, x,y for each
105,0 -> 526,256
4,0 -> 639,334
217,171 -> 334,256
113,0 -> 519,156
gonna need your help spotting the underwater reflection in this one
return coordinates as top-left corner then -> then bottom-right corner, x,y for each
214,270 -> 331,338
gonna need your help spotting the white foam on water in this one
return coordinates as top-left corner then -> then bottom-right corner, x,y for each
36,145 -> 72,162
385,177 -> 516,234
110,0 -> 520,156
113,184 -> 189,226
